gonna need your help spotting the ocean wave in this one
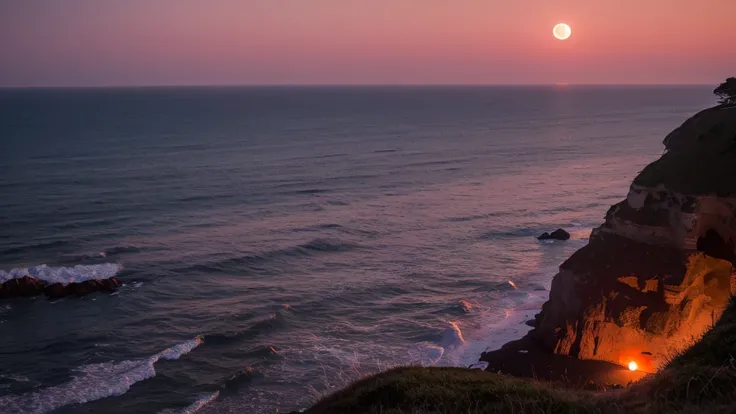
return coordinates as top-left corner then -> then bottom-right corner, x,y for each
478,227 -> 542,239
1,240 -> 70,256
0,263 -> 122,285
205,312 -> 288,345
60,246 -> 142,263
293,188 -> 330,195
292,223 -> 344,232
159,391 -> 220,414
408,321 -> 465,349
0,374 -> 29,383
407,342 -> 445,366
0,337 -> 202,414
103,245 -> 142,256
458,300 -> 473,313
443,214 -> 489,223
440,321 -> 465,348
183,239 -> 360,274
298,238 -> 359,252
220,367 -> 263,395
243,345 -> 281,359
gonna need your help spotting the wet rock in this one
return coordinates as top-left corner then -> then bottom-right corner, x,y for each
538,228 -> 570,240
44,277 -> 121,299
1,275 -> 121,300
0,276 -> 47,298
43,283 -> 67,298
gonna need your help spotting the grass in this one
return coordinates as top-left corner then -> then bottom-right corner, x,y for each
307,366 -> 597,414
306,300 -> 736,414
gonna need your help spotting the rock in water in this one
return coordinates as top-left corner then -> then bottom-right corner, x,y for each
0,275 -> 47,298
528,105 -> 736,373
44,277 -> 122,299
538,228 -> 571,240
0,275 -> 121,299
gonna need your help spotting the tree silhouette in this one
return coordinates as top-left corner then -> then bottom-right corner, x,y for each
714,78 -> 736,105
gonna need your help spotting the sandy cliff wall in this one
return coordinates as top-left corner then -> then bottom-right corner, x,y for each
530,105 -> 736,372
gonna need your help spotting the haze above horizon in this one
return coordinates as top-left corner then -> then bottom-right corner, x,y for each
1,0 -> 735,87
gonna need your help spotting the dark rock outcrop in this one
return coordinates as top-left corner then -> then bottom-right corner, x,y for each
0,276 -> 121,299
0,276 -> 47,298
538,229 -> 571,240
44,277 -> 121,299
500,106 -> 736,374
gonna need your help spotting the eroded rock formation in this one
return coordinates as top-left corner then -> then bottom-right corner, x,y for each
0,276 -> 121,299
538,229 -> 571,241
0,276 -> 47,298
529,105 -> 736,372
44,277 -> 122,299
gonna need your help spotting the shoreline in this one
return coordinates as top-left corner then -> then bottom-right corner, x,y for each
479,335 -> 649,389
466,293 -> 651,390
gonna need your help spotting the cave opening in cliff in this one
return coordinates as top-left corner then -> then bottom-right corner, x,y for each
696,229 -> 736,264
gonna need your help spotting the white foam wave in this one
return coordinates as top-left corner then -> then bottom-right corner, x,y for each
157,337 -> 203,360
0,263 -> 122,285
407,342 -> 445,366
0,337 -> 201,414
159,391 -> 219,414
439,321 -> 465,348
449,298 -> 543,368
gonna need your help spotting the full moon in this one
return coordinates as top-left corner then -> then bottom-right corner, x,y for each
553,23 -> 571,40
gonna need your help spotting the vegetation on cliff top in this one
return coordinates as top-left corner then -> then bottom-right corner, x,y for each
714,77 -> 736,105
307,300 -> 736,413
633,99 -> 736,194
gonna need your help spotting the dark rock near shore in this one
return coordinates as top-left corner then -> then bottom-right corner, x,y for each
0,275 -> 47,298
44,277 -> 122,299
1,276 -> 121,299
537,228 -> 570,240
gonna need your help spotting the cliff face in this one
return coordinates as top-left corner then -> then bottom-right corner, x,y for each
532,105 -> 736,373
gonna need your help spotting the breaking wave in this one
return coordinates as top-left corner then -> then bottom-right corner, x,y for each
159,391 -> 219,414
0,263 -> 122,285
0,337 -> 202,414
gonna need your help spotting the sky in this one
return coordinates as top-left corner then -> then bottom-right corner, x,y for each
1,0 -> 735,87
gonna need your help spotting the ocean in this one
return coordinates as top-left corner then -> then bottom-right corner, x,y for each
0,86 -> 715,413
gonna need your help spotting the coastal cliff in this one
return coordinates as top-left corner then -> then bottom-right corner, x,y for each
528,104 -> 736,372
306,102 -> 736,414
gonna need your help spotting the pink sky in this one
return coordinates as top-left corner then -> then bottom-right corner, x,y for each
1,0 -> 734,86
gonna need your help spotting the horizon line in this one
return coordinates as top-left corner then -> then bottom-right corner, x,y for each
0,82 -> 716,90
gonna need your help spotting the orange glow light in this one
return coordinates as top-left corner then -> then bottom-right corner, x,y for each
628,361 -> 638,371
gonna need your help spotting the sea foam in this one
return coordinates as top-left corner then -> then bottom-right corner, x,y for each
159,391 -> 220,414
0,263 -> 122,285
0,337 -> 202,414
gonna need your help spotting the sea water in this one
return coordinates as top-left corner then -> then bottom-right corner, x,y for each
0,86 -> 714,413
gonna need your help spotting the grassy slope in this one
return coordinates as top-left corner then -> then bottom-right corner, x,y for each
307,300 -> 736,414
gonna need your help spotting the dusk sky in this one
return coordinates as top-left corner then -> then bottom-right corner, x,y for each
1,0 -> 735,87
